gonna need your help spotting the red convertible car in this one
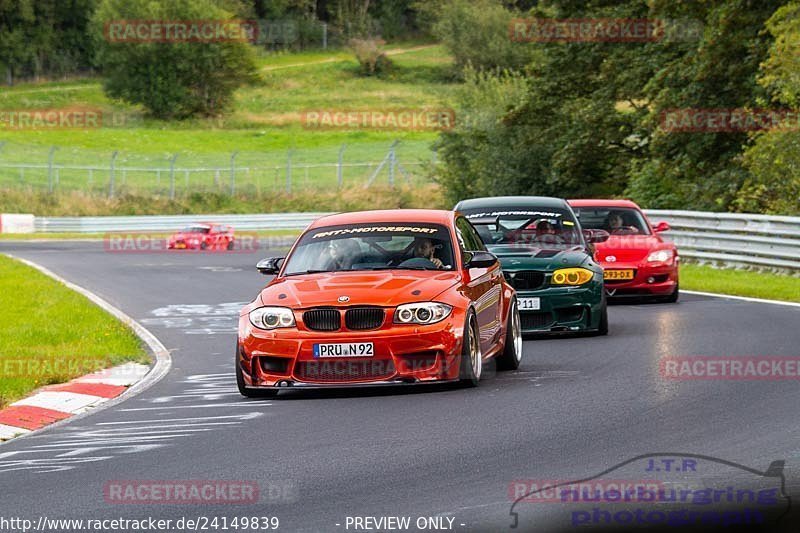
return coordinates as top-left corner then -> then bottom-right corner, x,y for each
568,199 -> 679,302
167,223 -> 235,250
236,209 -> 523,397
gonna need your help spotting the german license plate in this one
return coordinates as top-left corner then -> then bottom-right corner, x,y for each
519,297 -> 541,310
604,269 -> 634,280
313,342 -> 374,358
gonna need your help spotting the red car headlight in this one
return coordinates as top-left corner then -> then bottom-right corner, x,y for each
647,250 -> 673,263
394,302 -> 452,325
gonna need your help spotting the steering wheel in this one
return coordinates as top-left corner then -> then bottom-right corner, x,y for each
397,257 -> 438,269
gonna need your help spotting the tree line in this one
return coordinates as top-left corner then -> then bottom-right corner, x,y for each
431,0 -> 800,215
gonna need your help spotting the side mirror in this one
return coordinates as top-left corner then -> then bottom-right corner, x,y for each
583,229 -> 610,243
256,257 -> 284,276
464,251 -> 498,269
653,221 -> 671,233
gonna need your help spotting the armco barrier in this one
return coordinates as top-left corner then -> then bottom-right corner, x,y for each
33,213 -> 329,233
644,210 -> 800,272
0,214 -> 35,233
23,210 -> 800,272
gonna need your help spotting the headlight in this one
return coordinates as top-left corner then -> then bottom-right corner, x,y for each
394,302 -> 452,325
551,268 -> 594,285
249,306 -> 296,330
647,250 -> 672,263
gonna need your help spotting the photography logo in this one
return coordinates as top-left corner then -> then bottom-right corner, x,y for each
509,453 -> 792,531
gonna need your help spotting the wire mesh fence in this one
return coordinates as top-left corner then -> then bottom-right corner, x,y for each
0,140 -> 438,198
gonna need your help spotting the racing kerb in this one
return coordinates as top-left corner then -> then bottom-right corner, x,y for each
13,210 -> 800,272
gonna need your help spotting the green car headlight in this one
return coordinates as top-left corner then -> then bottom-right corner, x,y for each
551,268 -> 594,286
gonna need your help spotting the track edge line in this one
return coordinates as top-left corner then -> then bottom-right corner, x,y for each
0,254 -> 172,445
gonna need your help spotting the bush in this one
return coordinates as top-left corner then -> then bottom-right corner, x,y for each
431,0 -> 533,73
92,0 -> 259,119
349,38 -> 393,76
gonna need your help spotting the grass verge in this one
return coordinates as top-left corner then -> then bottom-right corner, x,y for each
0,184 -> 445,216
680,263 -> 800,303
0,255 -> 149,408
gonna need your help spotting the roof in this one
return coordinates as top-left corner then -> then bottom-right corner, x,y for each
308,209 -> 455,229
568,199 -> 642,209
454,196 -> 570,211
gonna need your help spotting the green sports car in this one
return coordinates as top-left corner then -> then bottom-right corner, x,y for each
455,196 -> 609,335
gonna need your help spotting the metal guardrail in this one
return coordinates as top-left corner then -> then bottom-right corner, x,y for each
644,210 -> 800,271
25,209 -> 800,272
34,213 -> 330,233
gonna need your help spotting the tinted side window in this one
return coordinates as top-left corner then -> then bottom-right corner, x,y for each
456,218 -> 487,252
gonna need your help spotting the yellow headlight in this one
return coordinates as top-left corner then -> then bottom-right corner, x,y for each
551,268 -> 594,285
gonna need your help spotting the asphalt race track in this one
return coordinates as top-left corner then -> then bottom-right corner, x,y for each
1,241 -> 799,532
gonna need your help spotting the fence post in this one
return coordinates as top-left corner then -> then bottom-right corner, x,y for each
108,151 -> 118,198
337,144 -> 346,189
388,142 -> 397,187
230,151 -> 239,196
47,146 -> 58,193
286,148 -> 293,194
169,154 -> 178,200
322,23 -> 328,49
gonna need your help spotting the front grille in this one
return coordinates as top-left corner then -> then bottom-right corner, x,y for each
295,360 -> 396,382
303,309 -> 341,331
521,311 -> 553,330
506,271 -> 546,291
345,307 -> 385,330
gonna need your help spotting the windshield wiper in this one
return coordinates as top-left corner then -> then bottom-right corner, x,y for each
363,266 -> 438,271
285,269 -> 335,276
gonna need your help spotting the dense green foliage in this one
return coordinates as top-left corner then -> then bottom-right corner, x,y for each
0,0 -> 98,83
433,0 -> 800,214
739,2 -> 800,214
92,0 -> 260,118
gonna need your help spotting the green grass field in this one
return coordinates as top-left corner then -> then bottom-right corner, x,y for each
680,264 -> 800,303
0,44 -> 455,197
0,255 -> 149,408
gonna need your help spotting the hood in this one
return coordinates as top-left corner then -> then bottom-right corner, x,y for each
594,234 -> 665,262
259,271 -> 461,308
488,245 -> 589,271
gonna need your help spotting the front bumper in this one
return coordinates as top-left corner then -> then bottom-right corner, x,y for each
517,285 -> 603,333
602,262 -> 678,298
238,314 -> 465,387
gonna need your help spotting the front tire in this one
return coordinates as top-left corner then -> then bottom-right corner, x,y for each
663,283 -> 679,303
236,344 -> 278,398
596,298 -> 609,336
496,299 -> 523,371
459,312 -> 482,387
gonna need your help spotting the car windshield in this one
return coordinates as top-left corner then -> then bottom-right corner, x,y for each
573,207 -> 651,235
283,223 -> 456,275
181,226 -> 210,234
461,207 -> 583,250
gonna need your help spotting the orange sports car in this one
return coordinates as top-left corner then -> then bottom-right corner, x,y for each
236,209 -> 523,397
